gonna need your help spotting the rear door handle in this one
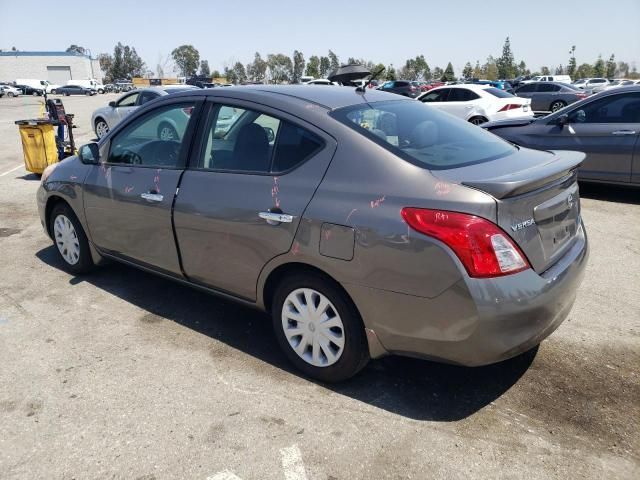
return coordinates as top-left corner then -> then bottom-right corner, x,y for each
259,211 -> 294,224
611,130 -> 637,135
140,192 -> 163,202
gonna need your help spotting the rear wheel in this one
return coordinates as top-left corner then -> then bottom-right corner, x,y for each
271,273 -> 369,382
51,89 -> 57,94
50,203 -> 94,274
469,116 -> 488,125
32,91 -> 38,96
550,100 -> 566,112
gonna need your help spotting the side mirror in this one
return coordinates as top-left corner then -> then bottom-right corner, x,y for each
263,127 -> 275,143
108,101 -> 116,107
79,143 -> 100,165
557,114 -> 569,127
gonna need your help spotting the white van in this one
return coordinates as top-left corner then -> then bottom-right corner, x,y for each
538,75 -> 572,84
66,79 -> 106,93
15,79 -> 61,94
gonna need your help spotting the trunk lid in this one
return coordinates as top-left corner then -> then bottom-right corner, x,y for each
434,148 -> 585,273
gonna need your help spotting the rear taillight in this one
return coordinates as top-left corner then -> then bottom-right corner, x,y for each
498,104 -> 523,112
576,93 -> 588,99
401,208 -> 530,278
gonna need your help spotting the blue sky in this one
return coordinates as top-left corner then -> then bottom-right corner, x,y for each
1,0 -> 638,75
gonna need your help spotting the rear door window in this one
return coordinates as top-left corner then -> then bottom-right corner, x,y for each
448,88 -> 479,101
199,105 -> 323,173
331,100 -> 515,170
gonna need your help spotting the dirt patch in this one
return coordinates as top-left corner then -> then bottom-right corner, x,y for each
0,227 -> 21,237
139,313 -> 163,324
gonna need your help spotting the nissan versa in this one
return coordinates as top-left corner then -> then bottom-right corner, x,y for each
37,86 -> 589,382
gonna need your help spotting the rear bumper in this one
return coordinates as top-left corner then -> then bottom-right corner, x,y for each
348,221 -> 589,365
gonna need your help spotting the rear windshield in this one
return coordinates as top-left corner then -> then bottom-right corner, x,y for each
485,87 -> 514,98
330,100 -> 515,170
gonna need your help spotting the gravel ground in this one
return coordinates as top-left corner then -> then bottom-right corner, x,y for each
0,94 -> 638,480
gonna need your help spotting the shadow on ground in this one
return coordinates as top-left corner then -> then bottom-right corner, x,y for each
579,182 -> 640,205
36,245 -> 536,421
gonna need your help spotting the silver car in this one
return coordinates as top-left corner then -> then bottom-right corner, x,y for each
91,85 -> 198,139
38,86 -> 589,382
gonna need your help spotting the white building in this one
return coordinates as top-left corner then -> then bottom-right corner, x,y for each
0,51 -> 103,84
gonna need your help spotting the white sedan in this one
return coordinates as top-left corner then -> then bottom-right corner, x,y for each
417,84 -> 533,125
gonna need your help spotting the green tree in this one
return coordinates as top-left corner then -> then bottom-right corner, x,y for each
224,66 -> 237,84
497,36 -> 516,79
385,65 -> 396,80
442,62 -> 456,81
232,62 -> 247,83
472,61 -> 482,78
328,50 -> 340,71
462,62 -> 473,79
540,66 -> 550,75
97,53 -> 113,81
517,60 -> 529,76
66,44 -> 86,55
171,45 -> 200,77
432,66 -> 443,81
122,45 -> 145,78
576,63 -> 594,79
605,54 -> 616,78
555,65 -> 564,75
483,56 -> 498,80
267,53 -> 293,83
567,45 -> 577,79
247,52 -> 267,82
211,70 -> 221,79
199,60 -> 210,77
305,55 -> 320,78
319,56 -> 331,78
593,55 -> 605,77
616,61 -> 629,77
292,50 -> 305,83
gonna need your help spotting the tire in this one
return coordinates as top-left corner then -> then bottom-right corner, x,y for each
469,116 -> 488,125
157,122 -> 179,141
85,91 -> 91,96
550,100 -> 566,112
50,203 -> 94,274
271,272 -> 369,382
95,118 -> 109,139
8,92 -> 14,98
32,91 -> 38,96
51,89 -> 57,94
64,92 -> 70,96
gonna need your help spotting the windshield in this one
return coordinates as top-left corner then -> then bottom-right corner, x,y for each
330,100 -> 515,170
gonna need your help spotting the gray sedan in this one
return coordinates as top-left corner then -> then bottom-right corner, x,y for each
515,81 -> 589,112
91,85 -> 198,139
37,85 -> 588,382
484,86 -> 640,186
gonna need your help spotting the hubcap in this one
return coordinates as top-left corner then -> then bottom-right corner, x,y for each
281,288 -> 345,367
96,121 -> 109,138
159,126 -> 175,140
53,214 -> 80,265
552,102 -> 563,112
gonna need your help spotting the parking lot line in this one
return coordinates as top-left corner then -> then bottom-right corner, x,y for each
281,445 -> 308,480
0,164 -> 24,177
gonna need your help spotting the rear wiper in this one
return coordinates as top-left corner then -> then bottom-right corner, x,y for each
357,67 -> 386,93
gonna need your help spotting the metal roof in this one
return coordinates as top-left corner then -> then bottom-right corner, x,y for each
0,51 -> 90,58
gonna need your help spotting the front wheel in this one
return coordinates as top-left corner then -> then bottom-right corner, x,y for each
50,203 -> 94,274
271,273 -> 369,382
469,116 -> 488,125
95,118 -> 109,139
8,92 -> 14,98
157,122 -> 179,141
550,100 -> 566,112
51,89 -> 57,94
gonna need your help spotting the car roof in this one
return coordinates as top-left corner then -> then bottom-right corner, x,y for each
172,84 -> 408,110
430,84 -> 491,92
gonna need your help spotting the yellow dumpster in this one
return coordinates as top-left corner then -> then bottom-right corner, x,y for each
15,120 -> 60,174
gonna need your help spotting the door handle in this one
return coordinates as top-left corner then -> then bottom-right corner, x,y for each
259,211 -> 294,224
140,192 -> 163,202
465,105 -> 473,109
611,130 -> 637,135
